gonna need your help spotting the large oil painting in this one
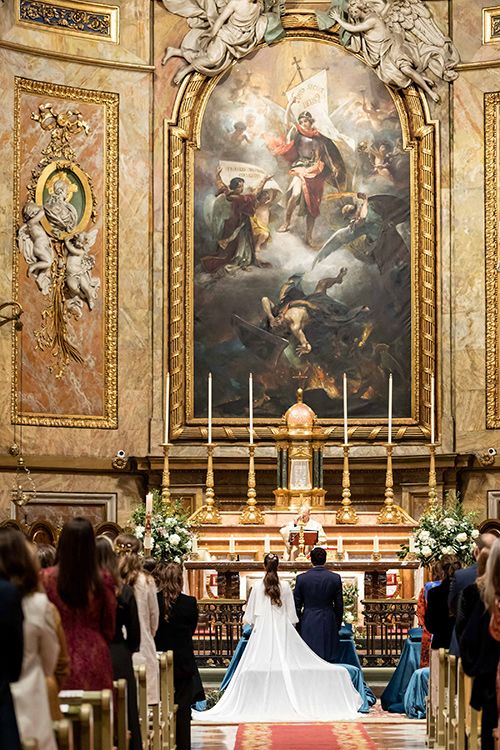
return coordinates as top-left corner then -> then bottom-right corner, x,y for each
191,37 -> 412,423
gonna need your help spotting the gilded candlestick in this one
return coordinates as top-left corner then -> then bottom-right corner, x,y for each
427,443 -> 437,508
240,444 -> 265,524
296,519 -> 308,561
378,444 -> 403,524
336,444 -> 359,524
161,443 -> 172,507
190,443 -> 221,524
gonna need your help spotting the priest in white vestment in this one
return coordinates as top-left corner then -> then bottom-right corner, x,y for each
279,504 -> 327,561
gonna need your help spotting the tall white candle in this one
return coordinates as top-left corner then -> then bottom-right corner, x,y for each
409,535 -> 415,554
249,373 -> 253,445
337,535 -> 343,553
208,373 -> 212,445
192,536 -> 198,554
388,372 -> 393,444
146,492 -> 153,515
343,373 -> 348,445
430,374 -> 435,444
373,536 -> 380,554
164,372 -> 170,444
229,536 -> 235,554
264,535 -> 271,554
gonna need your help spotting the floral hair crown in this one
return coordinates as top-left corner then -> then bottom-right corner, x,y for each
115,541 -> 135,554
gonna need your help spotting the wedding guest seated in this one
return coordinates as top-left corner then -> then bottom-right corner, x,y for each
0,575 -> 24,749
416,559 -> 443,667
280,505 -> 327,561
458,545 -> 499,750
96,536 -> 142,750
449,532 -> 496,655
42,516 -> 116,690
425,553 -> 461,650
484,539 -> 500,742
154,562 -> 202,750
0,527 -> 59,750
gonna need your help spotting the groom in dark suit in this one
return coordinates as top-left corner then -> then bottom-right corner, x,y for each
293,546 -> 343,662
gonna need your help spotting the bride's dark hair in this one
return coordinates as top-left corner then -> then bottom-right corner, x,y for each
263,553 -> 282,607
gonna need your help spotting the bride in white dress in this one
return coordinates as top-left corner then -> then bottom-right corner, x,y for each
192,553 -> 362,722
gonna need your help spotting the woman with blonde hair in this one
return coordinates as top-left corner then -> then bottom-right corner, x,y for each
192,553 -> 361,723
115,534 -> 159,705
155,562 -> 201,750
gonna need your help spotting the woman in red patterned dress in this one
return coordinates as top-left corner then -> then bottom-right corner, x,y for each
42,517 -> 116,689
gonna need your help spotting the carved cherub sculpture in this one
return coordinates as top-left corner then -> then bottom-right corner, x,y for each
329,0 -> 459,103
18,202 -> 53,295
160,0 -> 284,84
64,229 -> 100,316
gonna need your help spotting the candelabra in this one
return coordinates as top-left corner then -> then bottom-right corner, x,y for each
11,455 -> 36,507
427,443 -> 438,508
296,519 -> 308,561
377,444 -> 403,524
240,444 -> 265,524
336,445 -> 359,524
190,444 -> 221,524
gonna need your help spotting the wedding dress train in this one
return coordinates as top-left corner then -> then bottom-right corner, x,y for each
192,580 -> 362,722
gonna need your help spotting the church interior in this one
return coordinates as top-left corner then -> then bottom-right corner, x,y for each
1,0 -> 500,748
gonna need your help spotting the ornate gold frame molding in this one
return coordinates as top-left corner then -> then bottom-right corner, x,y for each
17,0 -> 119,43
485,92 -> 500,429
13,78 -> 119,428
165,19 -> 439,443
483,6 -> 500,45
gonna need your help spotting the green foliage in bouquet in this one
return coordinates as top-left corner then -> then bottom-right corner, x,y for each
128,490 -> 195,562
398,495 -> 478,566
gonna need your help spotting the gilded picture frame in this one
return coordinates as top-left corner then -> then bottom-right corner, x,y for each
165,18 -> 438,443
485,92 -> 500,429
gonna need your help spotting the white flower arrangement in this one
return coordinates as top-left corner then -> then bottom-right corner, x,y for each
399,496 -> 478,566
129,492 -> 196,562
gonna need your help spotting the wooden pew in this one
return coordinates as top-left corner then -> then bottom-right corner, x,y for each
451,658 -> 466,750
158,652 -> 177,750
60,704 -> 94,750
113,679 -> 128,750
60,689 -> 113,750
464,673 -> 482,750
427,648 -> 447,748
135,664 -> 153,750
443,653 -> 457,750
53,718 -> 74,750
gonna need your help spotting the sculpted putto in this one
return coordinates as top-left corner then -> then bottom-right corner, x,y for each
160,0 -> 284,84
18,202 -> 53,295
328,0 -> 459,103
64,230 -> 100,317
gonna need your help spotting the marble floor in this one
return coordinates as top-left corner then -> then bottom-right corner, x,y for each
192,719 -> 427,749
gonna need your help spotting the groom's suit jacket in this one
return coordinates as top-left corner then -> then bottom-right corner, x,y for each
293,565 -> 343,663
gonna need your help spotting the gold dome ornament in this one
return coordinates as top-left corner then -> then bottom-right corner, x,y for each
283,389 -> 316,436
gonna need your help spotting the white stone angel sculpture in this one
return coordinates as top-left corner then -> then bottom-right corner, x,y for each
64,229 -> 100,316
18,202 -> 53,295
329,0 -> 459,103
160,0 -> 283,84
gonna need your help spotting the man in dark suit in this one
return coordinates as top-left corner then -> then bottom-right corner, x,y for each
293,546 -> 343,662
448,532 -> 496,655
0,579 -> 24,750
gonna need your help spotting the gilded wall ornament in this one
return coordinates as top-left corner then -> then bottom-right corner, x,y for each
13,79 -> 118,428
17,0 -> 119,42
17,105 -> 98,377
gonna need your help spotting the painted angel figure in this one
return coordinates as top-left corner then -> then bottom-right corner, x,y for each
160,0 -> 283,84
329,0 -> 459,104
64,230 -> 100,317
18,202 -> 53,295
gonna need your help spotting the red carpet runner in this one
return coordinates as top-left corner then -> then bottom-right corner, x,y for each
234,722 -> 377,749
